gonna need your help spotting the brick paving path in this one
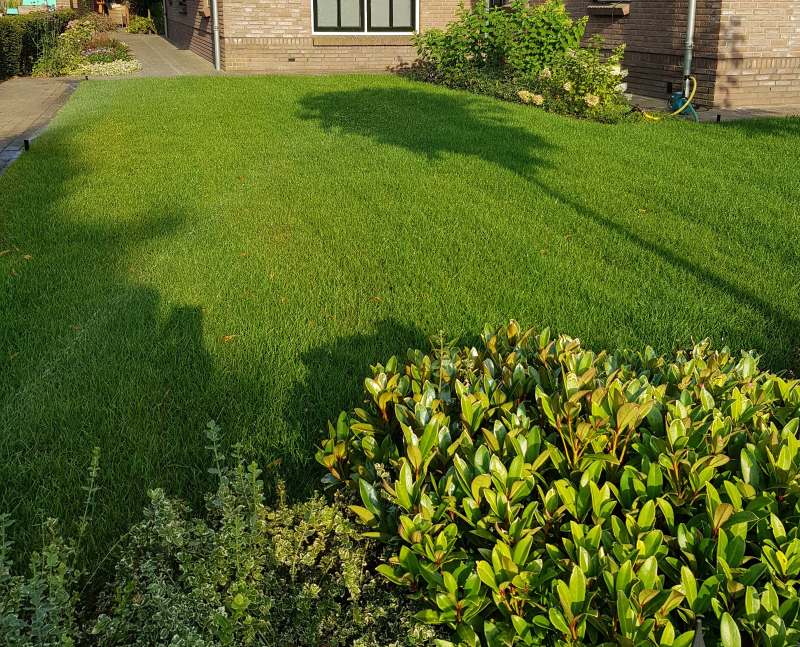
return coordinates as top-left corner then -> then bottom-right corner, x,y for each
0,78 -> 78,175
0,35 -> 222,175
115,34 -> 225,78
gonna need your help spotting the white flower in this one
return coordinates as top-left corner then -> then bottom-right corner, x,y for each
614,83 -> 627,93
610,65 -> 623,76
584,93 -> 600,107
517,91 -> 544,106
539,67 -> 552,80
563,82 -> 572,92
72,59 -> 142,76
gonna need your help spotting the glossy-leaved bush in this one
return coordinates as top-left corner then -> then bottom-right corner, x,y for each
317,322 -> 800,647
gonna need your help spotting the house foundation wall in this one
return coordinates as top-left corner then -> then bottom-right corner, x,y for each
219,0 -> 460,73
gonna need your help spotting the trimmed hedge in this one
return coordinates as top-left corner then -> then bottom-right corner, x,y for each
0,9 -> 75,78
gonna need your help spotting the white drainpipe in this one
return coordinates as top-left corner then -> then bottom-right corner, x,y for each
211,0 -> 221,70
683,0 -> 697,97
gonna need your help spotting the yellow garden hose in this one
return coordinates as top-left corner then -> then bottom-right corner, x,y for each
635,76 -> 698,121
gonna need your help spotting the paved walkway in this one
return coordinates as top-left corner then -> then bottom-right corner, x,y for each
0,35 -> 222,174
0,78 -> 78,174
107,34 -> 225,79
629,93 -> 800,123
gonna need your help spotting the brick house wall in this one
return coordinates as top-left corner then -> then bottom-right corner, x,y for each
164,0 -> 799,108
164,0 -> 221,65
713,1 -> 800,107
547,0 -> 800,108
219,0 -> 461,73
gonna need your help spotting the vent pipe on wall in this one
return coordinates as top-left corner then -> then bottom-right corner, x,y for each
683,0 -> 697,97
211,0 -> 221,70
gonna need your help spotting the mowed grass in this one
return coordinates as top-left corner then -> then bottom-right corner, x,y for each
1,75 -> 799,570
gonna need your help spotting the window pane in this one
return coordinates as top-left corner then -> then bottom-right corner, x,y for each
392,0 -> 412,28
316,0 -> 337,28
340,0 -> 361,27
370,0 -> 390,27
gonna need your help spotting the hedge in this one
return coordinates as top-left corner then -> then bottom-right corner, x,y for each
0,9 -> 75,78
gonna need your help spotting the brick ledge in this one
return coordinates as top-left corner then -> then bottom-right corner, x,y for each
312,35 -> 411,47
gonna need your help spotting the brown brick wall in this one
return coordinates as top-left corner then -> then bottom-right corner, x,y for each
548,0 -> 800,108
165,0 -> 220,65
711,0 -> 800,107
220,0 -> 462,73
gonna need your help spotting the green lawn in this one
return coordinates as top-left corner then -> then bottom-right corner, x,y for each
1,75 -> 799,570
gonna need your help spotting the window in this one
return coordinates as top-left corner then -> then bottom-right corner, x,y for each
313,0 -> 416,32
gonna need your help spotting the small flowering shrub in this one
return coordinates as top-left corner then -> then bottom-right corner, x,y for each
72,58 -> 141,75
412,0 -> 584,83
410,0 -> 633,122
126,16 -> 157,34
32,20 -> 139,76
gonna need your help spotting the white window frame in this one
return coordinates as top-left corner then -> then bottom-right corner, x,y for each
310,0 -> 419,36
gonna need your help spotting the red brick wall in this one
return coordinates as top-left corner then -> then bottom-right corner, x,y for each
220,0 -> 462,73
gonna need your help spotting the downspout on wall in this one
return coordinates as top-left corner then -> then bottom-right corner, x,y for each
211,0 -> 221,70
683,0 -> 697,96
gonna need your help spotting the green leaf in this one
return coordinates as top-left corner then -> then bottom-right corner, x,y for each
720,613 -> 741,647
348,505 -> 375,524
484,620 -> 503,647
646,463 -> 663,500
745,586 -> 760,623
548,607 -> 570,636
477,560 -> 498,592
359,479 -> 383,517
681,567 -> 697,609
638,500 -> 656,530
569,566 -> 586,615
415,608 -> 443,624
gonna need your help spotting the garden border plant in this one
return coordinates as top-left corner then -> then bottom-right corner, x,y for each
318,321 -> 800,647
410,0 -> 636,122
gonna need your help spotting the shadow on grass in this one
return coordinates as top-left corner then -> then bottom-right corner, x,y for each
298,83 -> 555,176
298,84 -> 800,370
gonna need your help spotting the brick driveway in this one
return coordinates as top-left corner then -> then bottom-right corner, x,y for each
0,35 -> 222,175
0,78 -> 78,175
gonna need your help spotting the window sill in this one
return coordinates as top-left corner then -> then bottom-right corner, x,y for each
312,35 -> 413,46
587,2 -> 630,16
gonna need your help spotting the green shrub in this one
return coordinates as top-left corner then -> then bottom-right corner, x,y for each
126,16 -> 156,34
0,16 -> 23,77
149,2 -> 164,34
317,322 -> 800,647
0,9 -> 76,78
410,0 -> 634,122
412,0 -> 585,81
1,427 -> 438,646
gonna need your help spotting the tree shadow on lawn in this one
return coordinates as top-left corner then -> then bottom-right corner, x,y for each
297,85 -> 800,370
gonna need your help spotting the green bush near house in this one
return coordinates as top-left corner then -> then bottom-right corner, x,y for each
0,8 -> 76,77
126,15 -> 157,34
319,321 -> 800,647
411,0 -> 633,121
